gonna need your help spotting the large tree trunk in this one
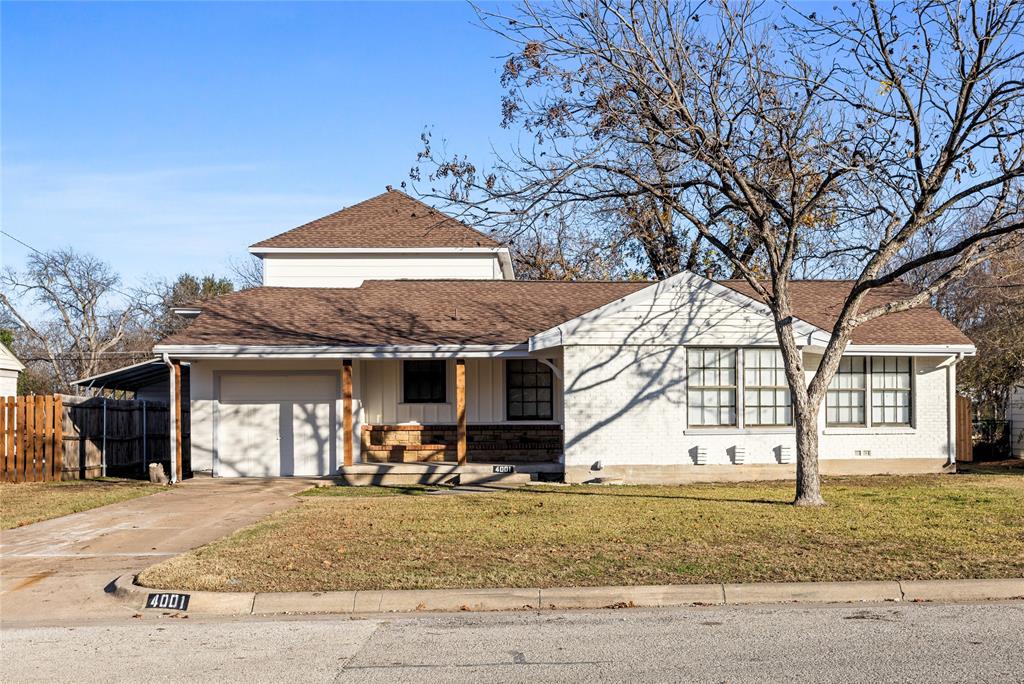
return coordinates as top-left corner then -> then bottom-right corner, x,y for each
793,403 -> 826,506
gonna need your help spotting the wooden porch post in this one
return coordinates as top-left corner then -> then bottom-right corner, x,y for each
173,360 -> 183,482
456,359 -> 467,465
342,360 -> 354,467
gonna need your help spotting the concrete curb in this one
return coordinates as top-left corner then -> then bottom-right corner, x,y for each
110,575 -> 1024,617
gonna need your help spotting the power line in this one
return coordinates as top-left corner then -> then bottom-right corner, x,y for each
1,230 -> 44,255
1,229 -> 142,302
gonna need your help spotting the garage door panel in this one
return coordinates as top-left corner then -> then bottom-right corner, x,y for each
217,374 -> 337,477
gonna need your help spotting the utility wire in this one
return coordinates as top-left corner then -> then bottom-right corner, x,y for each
0,229 -> 144,303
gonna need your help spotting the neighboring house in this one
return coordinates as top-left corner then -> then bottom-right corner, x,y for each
1010,386 -> 1024,458
0,343 -> 24,397
134,189 -> 973,482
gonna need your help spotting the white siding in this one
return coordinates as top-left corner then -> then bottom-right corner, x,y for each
551,278 -> 785,347
262,253 -> 504,287
0,370 -> 19,397
562,345 -> 954,470
358,356 -> 563,425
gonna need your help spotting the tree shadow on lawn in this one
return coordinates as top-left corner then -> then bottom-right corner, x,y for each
480,484 -> 791,507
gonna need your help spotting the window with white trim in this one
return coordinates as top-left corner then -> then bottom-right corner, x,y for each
826,357 -> 867,426
871,356 -> 912,425
743,349 -> 792,426
687,348 -> 737,427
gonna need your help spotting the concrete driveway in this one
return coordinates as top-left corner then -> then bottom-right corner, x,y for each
0,477 -> 313,626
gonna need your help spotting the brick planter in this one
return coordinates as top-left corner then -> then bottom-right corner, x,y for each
361,424 -> 563,463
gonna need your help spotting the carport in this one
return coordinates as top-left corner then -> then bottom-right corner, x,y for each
73,358 -> 190,482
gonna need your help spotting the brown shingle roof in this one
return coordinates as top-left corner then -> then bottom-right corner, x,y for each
160,280 -> 649,347
160,278 -> 971,348
719,280 -> 973,345
250,190 -> 501,249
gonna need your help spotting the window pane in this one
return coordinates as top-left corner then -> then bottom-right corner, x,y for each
687,349 -> 740,425
403,360 -> 446,403
870,356 -> 912,425
826,357 -> 868,425
506,359 -> 553,420
742,349 -> 791,425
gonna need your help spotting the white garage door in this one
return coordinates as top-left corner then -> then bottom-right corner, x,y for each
217,374 -> 337,477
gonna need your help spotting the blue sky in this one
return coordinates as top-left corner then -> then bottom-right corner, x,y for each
1,1 -> 513,288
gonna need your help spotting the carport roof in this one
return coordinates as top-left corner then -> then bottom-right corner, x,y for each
73,359 -> 170,391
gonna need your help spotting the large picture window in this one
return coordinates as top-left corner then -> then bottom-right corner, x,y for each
826,357 -> 867,426
402,360 -> 447,404
687,348 -> 737,427
872,356 -> 912,425
506,359 -> 554,420
743,349 -> 792,426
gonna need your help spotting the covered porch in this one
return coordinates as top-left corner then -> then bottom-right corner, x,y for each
178,349 -> 566,478
353,354 -> 564,467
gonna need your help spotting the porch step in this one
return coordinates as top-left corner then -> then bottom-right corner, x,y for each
333,463 -> 557,487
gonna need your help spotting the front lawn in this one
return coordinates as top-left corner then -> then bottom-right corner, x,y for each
137,473 -> 1024,592
0,479 -> 163,529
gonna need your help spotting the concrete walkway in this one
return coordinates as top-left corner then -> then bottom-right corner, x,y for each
0,477 -> 313,626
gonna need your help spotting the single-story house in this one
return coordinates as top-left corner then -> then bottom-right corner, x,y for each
136,189 -> 973,483
0,342 -> 24,397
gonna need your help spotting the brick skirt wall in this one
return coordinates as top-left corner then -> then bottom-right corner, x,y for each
361,424 -> 563,464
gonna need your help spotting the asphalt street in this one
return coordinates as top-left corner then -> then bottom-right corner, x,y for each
2,601 -> 1022,683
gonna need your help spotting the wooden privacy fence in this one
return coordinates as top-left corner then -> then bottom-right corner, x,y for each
0,395 -> 64,482
956,395 -> 973,463
0,394 -> 189,482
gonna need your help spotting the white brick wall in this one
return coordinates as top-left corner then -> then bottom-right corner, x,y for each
563,345 -> 954,469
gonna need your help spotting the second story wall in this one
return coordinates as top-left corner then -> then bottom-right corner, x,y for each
260,251 -> 510,287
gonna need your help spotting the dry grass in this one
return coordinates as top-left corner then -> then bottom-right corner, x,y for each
138,473 -> 1024,592
0,479 -> 162,530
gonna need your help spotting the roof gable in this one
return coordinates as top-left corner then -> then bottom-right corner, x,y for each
530,271 -> 831,350
250,190 -> 501,250
0,342 -> 24,372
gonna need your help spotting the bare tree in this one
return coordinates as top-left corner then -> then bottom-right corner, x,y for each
229,254 -> 264,290
932,243 -> 1024,416
0,248 -> 145,393
412,0 -> 1024,504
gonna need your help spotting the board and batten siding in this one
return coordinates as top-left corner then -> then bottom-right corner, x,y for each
262,253 -> 504,287
358,357 -> 564,425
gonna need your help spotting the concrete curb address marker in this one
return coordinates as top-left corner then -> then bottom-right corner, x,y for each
109,576 -> 1024,617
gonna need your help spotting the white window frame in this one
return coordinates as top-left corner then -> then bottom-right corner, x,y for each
870,356 -> 914,427
743,349 -> 793,427
826,357 -> 868,427
686,348 -> 738,428
825,355 -> 917,430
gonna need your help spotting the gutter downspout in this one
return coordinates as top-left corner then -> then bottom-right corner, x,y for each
161,353 -> 178,484
947,353 -> 963,468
